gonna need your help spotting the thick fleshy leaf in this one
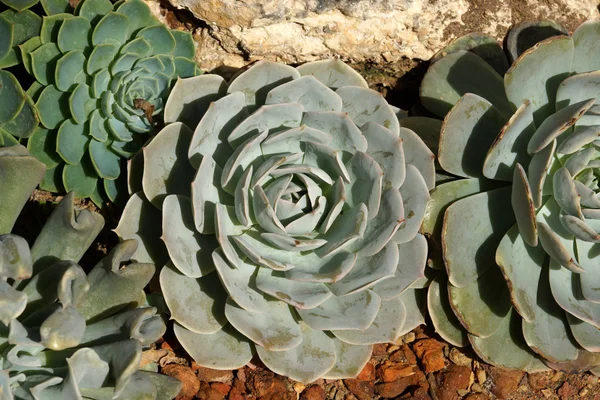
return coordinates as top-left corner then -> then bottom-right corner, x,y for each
528,139 -> 556,208
297,290 -> 381,331
567,314 -> 600,352
469,309 -> 547,371
392,166 -> 430,244
35,85 -> 69,130
227,60 -> 301,108
483,100 -> 536,181
265,75 -> 342,112
505,20 -> 567,63
337,86 -> 399,134
142,122 -> 195,207
56,119 -> 89,165
373,233 -> 427,300
212,249 -> 266,313
527,98 -> 594,154
398,127 -> 435,190
505,35 -> 574,125
114,192 -> 168,265
92,11 -> 129,46
316,203 -> 367,257
255,268 -> 332,309
344,151 -> 383,219
174,322 -> 254,370
496,225 -> 545,323
511,163 -> 538,246
332,297 -> 406,345
302,111 -> 368,156
55,50 -> 86,92
160,265 -> 227,334
256,322 -> 336,384
537,199 -> 582,273
89,140 -> 120,179
443,186 -> 515,287
162,195 -> 218,278
136,24 -> 175,55
421,50 -> 513,119
188,91 -> 247,168
228,103 -> 303,149
427,272 -> 469,347
522,267 -> 579,363
349,188 -> 403,256
329,243 -> 399,296
571,20 -> 600,74
549,258 -> 600,329
322,341 -> 373,379
57,16 -> 91,53
164,75 -> 228,129
224,297 -> 302,351
296,59 -> 368,90
448,265 -> 512,338
432,32 -> 509,75
361,122 -> 405,189
438,93 -> 506,178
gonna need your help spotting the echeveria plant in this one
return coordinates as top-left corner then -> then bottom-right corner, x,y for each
420,20 -> 600,372
0,144 -> 181,399
116,59 -> 435,383
8,0 -> 200,205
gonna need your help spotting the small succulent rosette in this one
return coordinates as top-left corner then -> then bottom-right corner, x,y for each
420,20 -> 600,372
116,59 -> 435,383
0,145 -> 181,399
0,0 -> 201,205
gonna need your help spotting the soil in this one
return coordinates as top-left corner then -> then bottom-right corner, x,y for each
152,324 -> 600,400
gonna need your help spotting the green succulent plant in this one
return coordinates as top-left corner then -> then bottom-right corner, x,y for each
115,59 -> 435,383
420,20 -> 600,372
0,144 -> 182,399
1,0 -> 201,206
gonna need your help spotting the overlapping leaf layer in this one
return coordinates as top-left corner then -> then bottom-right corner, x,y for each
116,60 -> 435,383
421,21 -> 600,372
0,0 -> 200,206
0,145 -> 181,399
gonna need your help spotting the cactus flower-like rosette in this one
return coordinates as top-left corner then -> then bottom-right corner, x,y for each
3,0 -> 200,205
0,145 -> 181,399
116,60 -> 435,383
420,20 -> 600,372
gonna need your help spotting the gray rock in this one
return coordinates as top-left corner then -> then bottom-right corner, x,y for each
154,0 -> 598,71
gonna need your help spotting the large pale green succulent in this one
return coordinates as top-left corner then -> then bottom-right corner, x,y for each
0,144 -> 181,399
2,0 -> 200,206
420,20 -> 600,372
116,59 -> 435,383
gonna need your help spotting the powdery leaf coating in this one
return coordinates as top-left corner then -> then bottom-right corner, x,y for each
2,0 -> 201,206
120,59 -> 434,383
0,147 -> 180,399
419,19 -> 600,371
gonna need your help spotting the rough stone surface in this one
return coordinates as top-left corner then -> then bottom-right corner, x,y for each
433,365 -> 472,400
487,366 -> 525,399
413,338 -> 447,373
301,385 -> 327,400
157,0 -> 598,71
160,364 -> 199,400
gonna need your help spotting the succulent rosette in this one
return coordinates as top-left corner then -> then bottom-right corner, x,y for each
2,0 -> 200,205
0,145 -> 181,399
420,20 -> 600,372
116,59 -> 435,382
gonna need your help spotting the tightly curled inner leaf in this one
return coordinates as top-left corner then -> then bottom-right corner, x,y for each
116,59 -> 435,383
421,22 -> 600,372
5,0 -> 201,205
0,145 -> 181,399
